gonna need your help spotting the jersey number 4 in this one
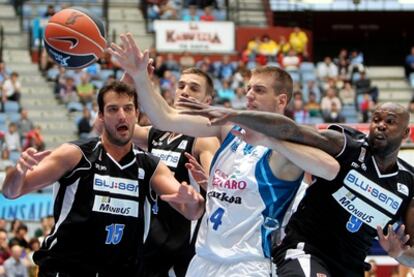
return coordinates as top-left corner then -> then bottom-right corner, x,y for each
105,224 -> 125,244
210,208 -> 225,231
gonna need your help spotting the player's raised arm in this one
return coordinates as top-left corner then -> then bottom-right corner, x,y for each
107,33 -> 223,139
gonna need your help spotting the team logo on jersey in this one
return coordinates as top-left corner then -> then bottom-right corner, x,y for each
333,187 -> 392,229
177,140 -> 188,150
151,149 -> 181,168
138,168 -> 145,180
344,170 -> 402,214
95,163 -> 107,171
92,195 -> 138,217
212,169 -> 247,190
94,174 -> 139,197
397,183 -> 409,196
208,190 -> 242,204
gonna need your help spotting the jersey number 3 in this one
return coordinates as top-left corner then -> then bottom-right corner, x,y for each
105,224 -> 125,244
210,208 -> 225,231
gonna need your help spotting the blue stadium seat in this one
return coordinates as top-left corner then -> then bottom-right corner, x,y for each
299,62 -> 315,73
22,5 -> 33,17
8,113 -> 21,123
0,113 -> 8,124
9,151 -> 21,164
301,72 -> 317,83
91,80 -> 104,90
4,101 -> 20,113
288,71 -> 300,83
67,101 -> 84,112
99,70 -> 115,82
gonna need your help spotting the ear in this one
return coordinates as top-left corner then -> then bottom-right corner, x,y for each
403,127 -> 410,140
277,93 -> 288,109
204,95 -> 213,105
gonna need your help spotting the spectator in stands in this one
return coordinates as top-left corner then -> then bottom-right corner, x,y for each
289,26 -> 308,56
324,101 -> 345,123
59,76 -> 78,104
281,49 -> 301,71
179,51 -> 196,69
317,56 -> 338,84
349,49 -> 365,76
216,79 -> 235,102
34,216 -> 54,244
43,5 -> 56,18
405,46 -> 414,79
9,225 -> 29,249
337,57 -> 350,82
76,73 -> 95,105
182,5 -> 200,21
153,55 -> 168,79
230,87 -> 247,110
24,125 -> 45,151
159,1 -> 179,20
77,107 -> 92,139
302,79 -> 321,103
292,91 -> 309,124
164,53 -> 180,72
196,56 -> 215,76
243,36 -> 261,63
321,87 -> 342,122
258,34 -> 278,63
277,35 -> 291,58
27,238 -> 40,277
304,91 -> 321,117
354,70 -> 371,110
217,55 -> 236,81
17,109 -> 34,144
0,62 -> 9,84
339,81 -> 355,106
4,122 -> 21,153
360,92 -> 374,123
0,229 -> 10,266
84,63 -> 101,80
3,245 -> 28,277
2,72 -> 21,104
0,149 -> 14,171
200,6 -> 215,21
104,75 -> 116,86
53,67 -> 66,96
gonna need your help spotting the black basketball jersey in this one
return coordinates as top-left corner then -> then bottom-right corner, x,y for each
146,128 -> 196,250
33,137 -> 160,275
275,125 -> 414,276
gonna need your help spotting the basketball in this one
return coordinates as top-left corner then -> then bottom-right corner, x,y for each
43,7 -> 106,69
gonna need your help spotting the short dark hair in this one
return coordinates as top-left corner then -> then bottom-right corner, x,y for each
97,81 -> 138,113
251,66 -> 293,102
181,67 -> 214,97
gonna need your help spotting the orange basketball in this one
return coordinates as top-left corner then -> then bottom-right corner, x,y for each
44,7 -> 106,69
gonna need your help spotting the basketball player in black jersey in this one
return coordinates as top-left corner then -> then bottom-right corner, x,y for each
2,81 -> 205,277
119,68 -> 219,277
178,101 -> 414,276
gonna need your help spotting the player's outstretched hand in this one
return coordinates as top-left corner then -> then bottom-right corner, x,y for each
177,96 -> 237,126
377,224 -> 411,258
16,148 -> 51,174
160,181 -> 204,205
107,33 -> 149,77
184,152 -> 208,187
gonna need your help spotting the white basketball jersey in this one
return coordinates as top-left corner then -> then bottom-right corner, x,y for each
196,127 -> 301,263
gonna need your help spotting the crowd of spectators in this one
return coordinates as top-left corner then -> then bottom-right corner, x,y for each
0,62 -> 44,171
0,217 -> 54,277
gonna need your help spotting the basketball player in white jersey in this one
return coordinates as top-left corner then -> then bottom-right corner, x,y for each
108,33 -> 340,276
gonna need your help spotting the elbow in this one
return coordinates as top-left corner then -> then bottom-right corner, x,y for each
2,188 -> 20,200
324,161 -> 340,181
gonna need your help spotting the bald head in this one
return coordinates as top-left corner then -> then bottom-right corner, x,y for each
374,102 -> 410,127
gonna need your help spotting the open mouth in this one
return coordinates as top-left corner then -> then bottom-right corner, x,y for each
117,125 -> 129,132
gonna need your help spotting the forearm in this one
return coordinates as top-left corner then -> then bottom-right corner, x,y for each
132,72 -> 177,131
270,139 -> 339,180
2,168 -> 26,199
175,199 -> 205,220
230,110 -> 304,143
